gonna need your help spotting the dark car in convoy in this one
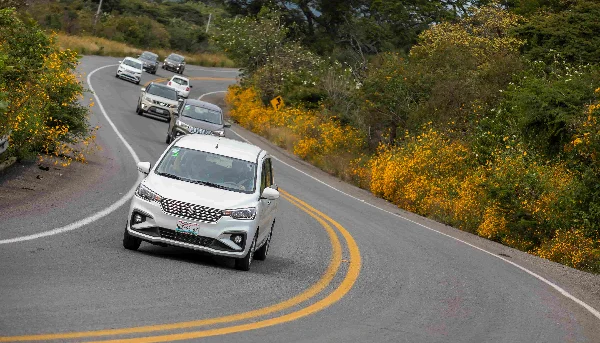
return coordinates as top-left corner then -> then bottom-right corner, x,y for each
138,51 -> 159,74
165,99 -> 230,144
162,53 -> 186,74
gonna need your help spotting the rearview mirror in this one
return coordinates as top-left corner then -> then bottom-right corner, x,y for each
261,187 -> 279,201
137,162 -> 151,174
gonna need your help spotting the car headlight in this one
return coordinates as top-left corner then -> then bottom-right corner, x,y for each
144,96 -> 152,102
176,120 -> 192,131
212,129 -> 225,137
169,103 -> 177,109
222,208 -> 256,220
135,183 -> 162,203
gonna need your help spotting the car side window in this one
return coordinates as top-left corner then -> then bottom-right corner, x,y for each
265,158 -> 273,188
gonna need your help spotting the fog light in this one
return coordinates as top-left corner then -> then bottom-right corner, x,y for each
133,213 -> 144,224
232,235 -> 243,244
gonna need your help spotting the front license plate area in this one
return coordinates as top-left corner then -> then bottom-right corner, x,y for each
175,220 -> 200,236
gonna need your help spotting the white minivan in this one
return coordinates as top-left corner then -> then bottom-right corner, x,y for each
123,134 -> 279,271
116,57 -> 143,84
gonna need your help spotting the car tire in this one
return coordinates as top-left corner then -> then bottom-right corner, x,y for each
136,80 -> 140,85
254,222 -> 273,261
234,233 -> 257,271
165,132 -> 171,144
115,73 -> 119,78
136,103 -> 143,115
123,224 -> 142,251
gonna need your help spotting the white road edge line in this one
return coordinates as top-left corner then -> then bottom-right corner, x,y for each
198,90 -> 227,100
0,64 -> 142,244
228,127 -> 600,321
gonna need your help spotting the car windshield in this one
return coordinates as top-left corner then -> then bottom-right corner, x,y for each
123,59 -> 142,69
147,85 -> 177,100
155,147 -> 257,193
168,54 -> 184,62
171,77 -> 188,86
140,52 -> 157,61
181,105 -> 222,124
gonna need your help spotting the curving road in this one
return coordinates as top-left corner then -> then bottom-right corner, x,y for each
1,56 -> 599,342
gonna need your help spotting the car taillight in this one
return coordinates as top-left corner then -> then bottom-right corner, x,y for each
168,81 -> 172,86
186,87 -> 190,91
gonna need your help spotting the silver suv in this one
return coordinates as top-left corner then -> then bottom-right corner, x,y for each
123,134 -> 279,271
136,83 -> 179,121
165,99 -> 231,144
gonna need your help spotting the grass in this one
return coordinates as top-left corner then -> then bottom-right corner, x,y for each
55,33 -> 236,68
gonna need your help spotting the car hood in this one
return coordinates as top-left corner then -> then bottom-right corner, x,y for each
120,64 -> 141,73
166,59 -> 184,65
140,58 -> 157,64
145,93 -> 178,106
144,173 -> 257,210
179,116 -> 223,131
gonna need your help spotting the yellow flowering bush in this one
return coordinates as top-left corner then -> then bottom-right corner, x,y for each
226,85 -> 365,179
0,9 -> 97,165
534,229 -> 600,271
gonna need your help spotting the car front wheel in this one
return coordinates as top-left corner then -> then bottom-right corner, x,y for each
234,234 -> 256,271
123,224 -> 142,250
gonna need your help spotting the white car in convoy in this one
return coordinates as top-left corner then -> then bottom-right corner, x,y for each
124,134 -> 279,271
166,75 -> 192,99
116,57 -> 143,84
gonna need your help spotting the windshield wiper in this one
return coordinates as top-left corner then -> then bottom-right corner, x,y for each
189,180 -> 228,190
156,172 -> 184,181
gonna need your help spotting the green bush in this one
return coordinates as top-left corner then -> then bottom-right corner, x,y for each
516,0 -> 600,65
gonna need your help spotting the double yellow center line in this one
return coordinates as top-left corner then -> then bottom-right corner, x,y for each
0,190 -> 361,342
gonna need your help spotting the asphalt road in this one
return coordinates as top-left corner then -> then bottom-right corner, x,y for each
1,56 -> 599,343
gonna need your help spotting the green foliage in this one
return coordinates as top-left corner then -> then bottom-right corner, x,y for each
498,62 -> 600,155
516,0 -> 600,64
0,8 -> 92,161
359,53 -> 421,144
213,8 -> 289,73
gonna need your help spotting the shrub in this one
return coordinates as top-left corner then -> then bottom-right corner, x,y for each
0,8 -> 95,165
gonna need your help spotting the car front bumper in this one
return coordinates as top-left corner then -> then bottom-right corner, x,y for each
117,69 -> 141,83
143,64 -> 157,72
140,101 -> 174,118
164,63 -> 183,72
127,196 -> 257,258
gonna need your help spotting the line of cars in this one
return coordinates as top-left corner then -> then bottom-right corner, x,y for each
113,50 -> 280,271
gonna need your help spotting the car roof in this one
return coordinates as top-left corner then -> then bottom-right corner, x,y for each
174,135 -> 264,163
141,51 -> 157,57
184,99 -> 222,113
168,53 -> 184,59
149,82 -> 172,90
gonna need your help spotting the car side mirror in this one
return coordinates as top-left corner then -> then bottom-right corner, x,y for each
137,162 -> 151,174
224,123 -> 231,128
140,87 -> 146,92
261,187 -> 279,200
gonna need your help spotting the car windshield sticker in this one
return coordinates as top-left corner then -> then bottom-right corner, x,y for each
171,148 -> 180,157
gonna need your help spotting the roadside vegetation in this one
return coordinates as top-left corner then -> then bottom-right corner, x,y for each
55,33 -> 234,67
222,1 -> 600,272
23,0 -> 233,66
0,8 -> 97,166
